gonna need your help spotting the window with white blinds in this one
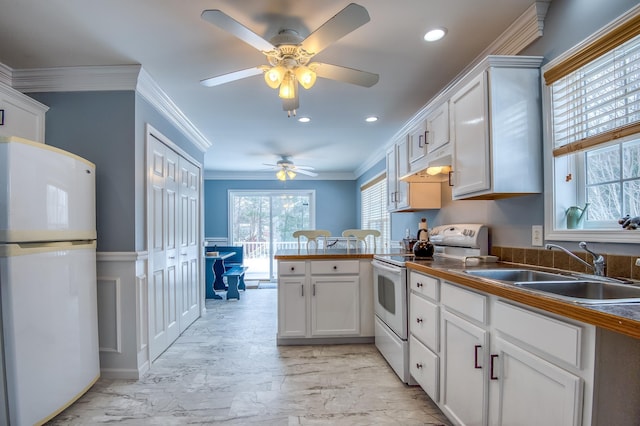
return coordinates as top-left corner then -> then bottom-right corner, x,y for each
361,174 -> 389,249
550,33 -> 640,156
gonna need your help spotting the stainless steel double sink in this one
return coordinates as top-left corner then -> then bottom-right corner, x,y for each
461,268 -> 640,304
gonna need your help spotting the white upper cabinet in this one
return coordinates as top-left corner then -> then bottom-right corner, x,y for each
450,56 -> 543,200
0,82 -> 48,143
407,119 -> 428,165
426,101 -> 450,157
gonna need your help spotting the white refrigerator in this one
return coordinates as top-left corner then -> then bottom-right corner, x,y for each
0,136 -> 100,425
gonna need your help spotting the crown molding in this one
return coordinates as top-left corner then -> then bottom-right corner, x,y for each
0,63 -> 12,86
12,65 -> 141,92
136,68 -> 211,152
203,170 -> 356,180
8,64 -> 212,153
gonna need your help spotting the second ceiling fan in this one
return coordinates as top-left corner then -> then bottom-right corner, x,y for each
200,3 -> 379,115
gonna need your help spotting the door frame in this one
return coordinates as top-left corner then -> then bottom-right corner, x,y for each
145,124 -> 204,361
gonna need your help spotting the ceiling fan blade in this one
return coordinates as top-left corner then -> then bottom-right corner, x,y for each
200,67 -> 264,87
300,3 -> 370,55
314,63 -> 379,87
295,169 -> 318,177
293,165 -> 315,170
201,10 -> 275,52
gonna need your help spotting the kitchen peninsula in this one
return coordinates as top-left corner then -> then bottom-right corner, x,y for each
274,248 -> 385,345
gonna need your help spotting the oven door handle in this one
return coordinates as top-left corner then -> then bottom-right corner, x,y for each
372,260 -> 403,273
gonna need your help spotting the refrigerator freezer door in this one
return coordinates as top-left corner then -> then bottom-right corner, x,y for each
0,136 -> 96,242
0,241 -> 99,425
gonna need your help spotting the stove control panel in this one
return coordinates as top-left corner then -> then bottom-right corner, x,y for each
429,224 -> 488,251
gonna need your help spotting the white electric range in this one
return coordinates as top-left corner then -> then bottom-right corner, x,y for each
372,224 -> 489,384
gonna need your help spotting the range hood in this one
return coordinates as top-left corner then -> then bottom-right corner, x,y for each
400,151 -> 452,182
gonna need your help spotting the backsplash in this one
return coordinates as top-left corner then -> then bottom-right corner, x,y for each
491,246 -> 640,281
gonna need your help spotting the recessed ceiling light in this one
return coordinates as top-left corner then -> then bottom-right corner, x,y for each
365,116 -> 378,122
424,28 -> 447,42
298,117 -> 311,123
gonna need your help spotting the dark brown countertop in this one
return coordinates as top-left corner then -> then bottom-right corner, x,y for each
407,258 -> 640,340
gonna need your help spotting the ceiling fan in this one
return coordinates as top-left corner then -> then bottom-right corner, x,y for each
263,156 -> 318,180
200,3 -> 379,116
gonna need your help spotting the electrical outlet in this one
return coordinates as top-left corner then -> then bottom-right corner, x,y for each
531,225 -> 543,247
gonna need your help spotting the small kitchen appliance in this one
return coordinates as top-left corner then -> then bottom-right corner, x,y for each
372,223 -> 490,384
413,218 -> 434,259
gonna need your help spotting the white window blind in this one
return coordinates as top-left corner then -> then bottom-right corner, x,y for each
361,174 -> 389,249
550,33 -> 640,156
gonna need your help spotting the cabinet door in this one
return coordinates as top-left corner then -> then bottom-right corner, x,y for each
311,276 -> 360,336
395,139 -> 410,210
278,277 -> 307,337
426,102 -> 449,155
441,310 -> 488,426
489,337 -> 582,426
0,85 -> 47,142
408,120 -> 428,164
385,147 -> 397,211
451,72 -> 490,198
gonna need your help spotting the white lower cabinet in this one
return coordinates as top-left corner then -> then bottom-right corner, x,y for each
311,275 -> 359,336
278,276 -> 307,338
441,309 -> 488,426
277,259 -> 371,343
408,272 -> 595,426
489,337 -> 582,426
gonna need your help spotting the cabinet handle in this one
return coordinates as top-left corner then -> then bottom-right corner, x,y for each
181,253 -> 187,256
416,282 -> 423,288
448,170 -> 454,187
416,362 -> 423,369
301,285 -> 304,297
416,317 -> 423,323
424,130 -> 429,145
418,133 -> 424,148
168,256 -> 176,259
490,354 -> 499,380
474,345 -> 482,369
313,283 -> 316,296
333,265 -> 338,270
290,266 -> 295,271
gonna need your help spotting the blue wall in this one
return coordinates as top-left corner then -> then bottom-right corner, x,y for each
30,90 -> 205,252
205,179 -> 357,238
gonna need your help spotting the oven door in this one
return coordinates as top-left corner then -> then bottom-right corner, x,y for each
372,259 -> 408,340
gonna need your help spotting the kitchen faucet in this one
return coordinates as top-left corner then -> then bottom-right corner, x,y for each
545,241 -> 605,276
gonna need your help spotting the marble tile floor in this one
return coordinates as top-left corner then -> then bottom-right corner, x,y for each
48,288 -> 451,425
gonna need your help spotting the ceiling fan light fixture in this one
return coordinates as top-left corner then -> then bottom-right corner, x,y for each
264,65 -> 285,89
287,170 -> 296,179
279,72 -> 297,99
295,66 -> 317,90
276,169 -> 287,181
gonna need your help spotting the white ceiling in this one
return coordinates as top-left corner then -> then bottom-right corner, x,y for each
0,0 -> 535,178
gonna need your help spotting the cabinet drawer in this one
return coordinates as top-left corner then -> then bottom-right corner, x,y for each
410,271 -> 439,301
410,335 -> 439,402
441,282 -> 487,324
279,261 -> 306,276
410,293 -> 439,351
493,300 -> 582,368
311,260 -> 359,275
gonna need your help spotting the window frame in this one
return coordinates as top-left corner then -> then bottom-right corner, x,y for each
543,5 -> 640,244
360,172 -> 390,250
